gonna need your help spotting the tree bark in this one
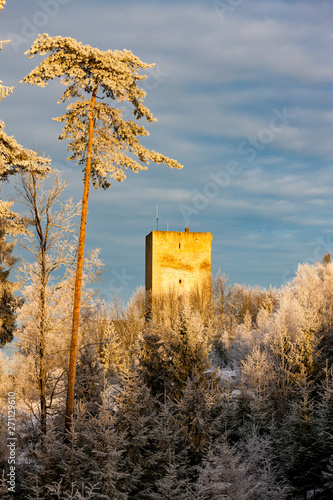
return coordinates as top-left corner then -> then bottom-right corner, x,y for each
65,80 -> 99,431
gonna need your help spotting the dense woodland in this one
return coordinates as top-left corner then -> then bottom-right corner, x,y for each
1,175 -> 333,498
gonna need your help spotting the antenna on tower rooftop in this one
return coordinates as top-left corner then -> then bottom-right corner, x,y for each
156,205 -> 159,231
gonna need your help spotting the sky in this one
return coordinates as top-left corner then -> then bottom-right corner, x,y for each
1,0 -> 333,304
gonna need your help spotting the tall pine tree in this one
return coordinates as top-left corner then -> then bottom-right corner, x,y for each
22,34 -> 183,430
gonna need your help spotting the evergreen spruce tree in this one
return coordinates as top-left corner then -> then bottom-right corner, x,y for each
226,381 -> 253,444
148,397 -> 193,496
316,325 -> 333,377
81,396 -> 128,500
241,346 -> 275,434
0,219 -> 19,346
315,365 -> 333,493
175,374 -> 221,466
24,418 -> 67,498
146,454 -> 193,500
74,344 -> 105,415
240,426 -> 289,499
55,404 -> 101,497
195,440 -> 252,500
277,374 -> 321,497
114,370 -> 159,498
25,397 -> 127,500
139,315 -> 212,402
323,455 -> 333,492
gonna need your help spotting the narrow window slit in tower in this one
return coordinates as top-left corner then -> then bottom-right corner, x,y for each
179,279 -> 182,284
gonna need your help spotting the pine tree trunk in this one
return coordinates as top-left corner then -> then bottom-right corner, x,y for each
65,80 -> 99,431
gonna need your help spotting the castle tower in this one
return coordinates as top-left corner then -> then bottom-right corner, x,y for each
145,228 -> 213,303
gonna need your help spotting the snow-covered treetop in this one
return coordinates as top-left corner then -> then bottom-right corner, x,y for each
0,200 -> 26,234
0,1 -> 13,99
23,34 -> 182,188
24,34 -> 153,113
0,121 -> 51,183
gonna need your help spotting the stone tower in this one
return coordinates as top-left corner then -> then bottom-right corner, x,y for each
145,228 -> 213,301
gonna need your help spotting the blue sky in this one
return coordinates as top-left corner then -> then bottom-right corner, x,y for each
1,0 -> 333,303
